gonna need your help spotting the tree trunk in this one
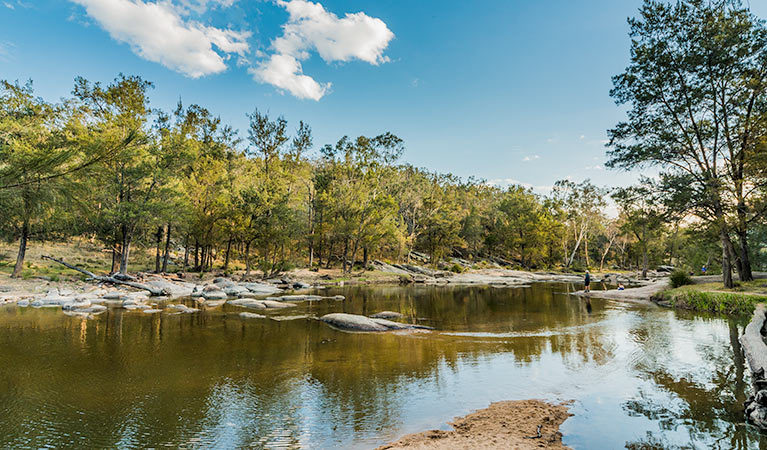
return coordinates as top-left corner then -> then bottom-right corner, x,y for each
183,234 -> 189,268
641,224 -> 648,279
11,219 -> 29,278
119,225 -> 132,275
223,236 -> 233,270
245,241 -> 252,275
737,229 -> 754,282
721,229 -> 734,289
342,240 -> 349,273
194,240 -> 199,270
162,223 -> 171,273
363,246 -> 369,270
154,225 -> 163,273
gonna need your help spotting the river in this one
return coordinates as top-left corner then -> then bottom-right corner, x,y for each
0,282 -> 763,449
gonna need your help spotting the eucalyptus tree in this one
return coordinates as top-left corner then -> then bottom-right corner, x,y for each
607,0 -> 767,286
0,81 -> 76,277
551,179 -> 607,269
612,183 -> 666,278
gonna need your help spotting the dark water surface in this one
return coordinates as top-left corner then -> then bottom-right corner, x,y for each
0,282 -> 764,449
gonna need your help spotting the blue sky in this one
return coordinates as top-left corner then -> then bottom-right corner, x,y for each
3,0 -> 767,193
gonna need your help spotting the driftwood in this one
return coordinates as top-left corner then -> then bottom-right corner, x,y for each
41,255 -> 169,296
740,303 -> 767,429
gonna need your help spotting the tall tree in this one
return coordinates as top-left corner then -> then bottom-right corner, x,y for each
607,0 -> 767,287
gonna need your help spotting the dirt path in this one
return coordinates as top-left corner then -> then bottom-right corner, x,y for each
375,400 -> 572,450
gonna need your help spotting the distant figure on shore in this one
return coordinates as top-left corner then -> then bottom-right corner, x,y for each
584,270 -> 591,293
618,283 -> 625,290
701,265 -> 707,275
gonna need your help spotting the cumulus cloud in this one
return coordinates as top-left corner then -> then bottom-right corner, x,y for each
71,0 -> 250,78
522,155 -> 540,162
252,0 -> 394,100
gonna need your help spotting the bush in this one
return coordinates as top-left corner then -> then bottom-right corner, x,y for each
670,270 -> 693,288
450,263 -> 464,273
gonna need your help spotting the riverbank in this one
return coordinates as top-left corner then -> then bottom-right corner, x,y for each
376,400 -> 572,450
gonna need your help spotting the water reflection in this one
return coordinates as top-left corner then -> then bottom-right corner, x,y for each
0,283 -> 764,449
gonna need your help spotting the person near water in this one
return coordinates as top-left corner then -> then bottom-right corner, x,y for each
584,270 -> 591,293
701,265 -> 707,275
618,283 -> 625,290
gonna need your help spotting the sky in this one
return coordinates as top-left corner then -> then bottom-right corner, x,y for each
3,0 -> 767,195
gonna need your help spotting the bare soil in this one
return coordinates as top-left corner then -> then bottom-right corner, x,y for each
376,399 -> 572,450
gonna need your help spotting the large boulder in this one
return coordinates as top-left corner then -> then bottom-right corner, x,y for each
320,313 -> 389,332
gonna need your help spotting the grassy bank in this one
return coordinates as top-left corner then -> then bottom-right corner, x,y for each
659,281 -> 767,314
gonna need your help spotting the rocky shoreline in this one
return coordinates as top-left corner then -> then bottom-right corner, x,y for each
0,264 -> 665,327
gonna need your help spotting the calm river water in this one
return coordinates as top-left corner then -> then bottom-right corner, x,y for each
0,282 -> 764,449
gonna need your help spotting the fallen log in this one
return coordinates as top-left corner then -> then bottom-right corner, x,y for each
41,255 -> 169,296
740,303 -> 767,429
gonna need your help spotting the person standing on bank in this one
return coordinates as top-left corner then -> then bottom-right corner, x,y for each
584,270 -> 591,293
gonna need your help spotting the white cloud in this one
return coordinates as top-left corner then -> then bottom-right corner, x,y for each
3,2 -> 13,9
522,155 -> 540,162
249,54 -> 330,101
71,0 -> 250,78
252,0 -> 394,100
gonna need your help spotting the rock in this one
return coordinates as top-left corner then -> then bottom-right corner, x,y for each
237,292 -> 260,298
203,300 -> 226,308
223,285 -> 248,296
124,304 -> 150,310
370,311 -> 403,320
240,312 -> 266,319
17,299 -> 30,307
142,309 -> 163,314
202,290 -> 227,300
320,313 -> 389,332
202,285 -> 220,293
103,292 -> 125,300
62,300 -> 92,311
370,318 -> 433,330
213,277 -> 231,284
292,281 -> 311,289
241,283 -> 282,295
144,279 -> 194,297
228,299 -> 267,310
266,295 -> 323,302
269,315 -> 312,321
261,300 -> 297,309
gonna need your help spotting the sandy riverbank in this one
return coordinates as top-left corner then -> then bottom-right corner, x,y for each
376,400 -> 572,450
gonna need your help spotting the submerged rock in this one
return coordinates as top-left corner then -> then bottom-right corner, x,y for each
370,318 -> 433,330
320,313 -> 389,332
240,312 -> 266,319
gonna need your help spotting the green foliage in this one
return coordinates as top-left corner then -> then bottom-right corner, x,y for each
449,263 -> 463,273
666,288 -> 762,315
669,270 -> 692,288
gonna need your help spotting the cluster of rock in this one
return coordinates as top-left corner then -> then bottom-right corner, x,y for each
2,275 -> 325,319
319,312 -> 432,332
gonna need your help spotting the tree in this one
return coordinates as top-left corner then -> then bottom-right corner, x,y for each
607,0 -> 767,287
613,183 -> 665,278
551,179 -> 606,269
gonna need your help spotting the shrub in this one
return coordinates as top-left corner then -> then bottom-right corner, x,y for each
670,270 -> 693,288
450,263 -> 464,273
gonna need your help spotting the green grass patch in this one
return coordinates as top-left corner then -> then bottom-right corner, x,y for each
661,282 -> 767,314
